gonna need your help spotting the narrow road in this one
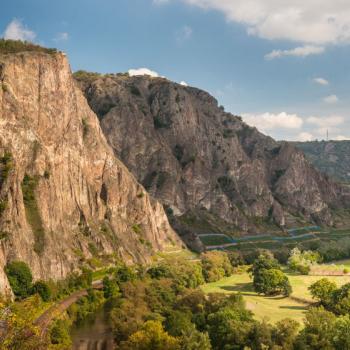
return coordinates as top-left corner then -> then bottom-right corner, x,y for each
34,280 -> 103,336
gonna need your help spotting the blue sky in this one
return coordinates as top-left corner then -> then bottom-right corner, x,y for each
2,0 -> 350,141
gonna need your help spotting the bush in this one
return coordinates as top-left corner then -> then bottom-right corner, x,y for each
50,319 -> 72,347
103,276 -> 120,298
31,280 -> 52,301
120,320 -> 180,350
309,278 -> 337,307
0,39 -> 57,54
21,174 -> 46,255
201,251 -> 233,282
288,248 -> 320,275
5,261 -> 33,298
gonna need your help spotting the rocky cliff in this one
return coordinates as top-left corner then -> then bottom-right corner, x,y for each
0,51 -> 182,294
75,73 -> 350,249
294,141 -> 350,184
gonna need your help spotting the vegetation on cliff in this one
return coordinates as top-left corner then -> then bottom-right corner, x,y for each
0,39 -> 57,55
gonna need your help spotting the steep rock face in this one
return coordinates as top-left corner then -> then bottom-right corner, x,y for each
75,73 -> 350,248
0,53 -> 181,293
294,141 -> 350,183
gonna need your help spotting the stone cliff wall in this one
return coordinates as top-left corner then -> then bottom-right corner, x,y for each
0,52 -> 182,293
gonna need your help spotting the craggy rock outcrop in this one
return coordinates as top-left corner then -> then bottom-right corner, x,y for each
75,73 -> 350,248
0,52 -> 181,293
294,140 -> 350,183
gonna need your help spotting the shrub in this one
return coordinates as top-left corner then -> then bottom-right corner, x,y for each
5,261 -> 33,298
31,280 -> 52,301
130,86 -> 141,96
0,39 -> 57,54
132,224 -> 141,234
103,276 -> 120,298
288,248 -> 321,275
201,251 -> 233,282
21,174 -> 45,255
120,320 -> 180,350
0,151 -> 13,183
50,319 -> 72,347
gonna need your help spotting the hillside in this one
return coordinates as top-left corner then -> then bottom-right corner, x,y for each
294,141 -> 350,184
75,72 -> 350,250
0,50 -> 182,294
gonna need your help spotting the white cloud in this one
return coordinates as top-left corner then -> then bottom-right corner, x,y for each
242,111 -> 348,141
297,132 -> 315,142
153,0 -> 169,4
176,25 -> 193,44
3,18 -> 36,41
242,112 -> 303,132
323,95 -> 339,104
128,68 -> 159,77
307,115 -> 344,128
313,77 -> 329,86
180,81 -> 188,86
265,45 -> 325,60
54,32 -> 69,42
333,135 -> 350,140
180,1 -> 350,47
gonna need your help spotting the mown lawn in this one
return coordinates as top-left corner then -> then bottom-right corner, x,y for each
201,269 -> 350,324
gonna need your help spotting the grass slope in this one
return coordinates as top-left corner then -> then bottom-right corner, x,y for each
201,268 -> 350,324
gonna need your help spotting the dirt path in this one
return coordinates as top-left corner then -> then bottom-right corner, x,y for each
34,280 -> 103,336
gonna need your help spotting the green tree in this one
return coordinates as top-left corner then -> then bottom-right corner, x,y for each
102,276 -> 120,298
332,283 -> 350,315
272,318 -> 299,350
147,265 -> 172,279
259,269 -> 292,296
120,320 -> 180,350
207,306 -> 253,349
333,315 -> 350,350
5,261 -> 33,298
164,310 -> 193,337
288,248 -> 321,275
250,253 -> 285,295
247,320 -> 273,350
50,320 -> 72,348
295,307 -> 336,350
115,264 -> 137,283
227,251 -> 245,267
31,280 -> 52,301
309,278 -> 337,307
201,251 -> 233,282
180,325 -> 212,350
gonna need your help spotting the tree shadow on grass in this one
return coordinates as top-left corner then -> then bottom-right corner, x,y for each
220,283 -> 254,293
279,305 -> 307,311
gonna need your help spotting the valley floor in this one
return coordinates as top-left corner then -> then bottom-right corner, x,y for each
201,265 -> 350,324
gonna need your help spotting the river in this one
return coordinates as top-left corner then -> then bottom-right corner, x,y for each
70,305 -> 115,350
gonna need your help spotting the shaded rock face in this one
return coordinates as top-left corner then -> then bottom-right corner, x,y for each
294,141 -> 350,184
76,74 -> 350,248
0,53 -> 181,293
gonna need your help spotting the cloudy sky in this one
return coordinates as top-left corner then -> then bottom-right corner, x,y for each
2,0 -> 350,141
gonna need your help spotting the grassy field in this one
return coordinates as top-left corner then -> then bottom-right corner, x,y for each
201,269 -> 350,324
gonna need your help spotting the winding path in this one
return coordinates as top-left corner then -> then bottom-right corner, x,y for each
34,280 -> 103,336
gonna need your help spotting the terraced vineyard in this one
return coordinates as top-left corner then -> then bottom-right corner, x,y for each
198,226 -> 350,252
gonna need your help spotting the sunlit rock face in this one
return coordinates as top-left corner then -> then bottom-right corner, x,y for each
76,73 -> 350,250
0,52 -> 182,293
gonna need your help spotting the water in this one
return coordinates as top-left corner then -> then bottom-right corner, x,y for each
70,306 -> 115,350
